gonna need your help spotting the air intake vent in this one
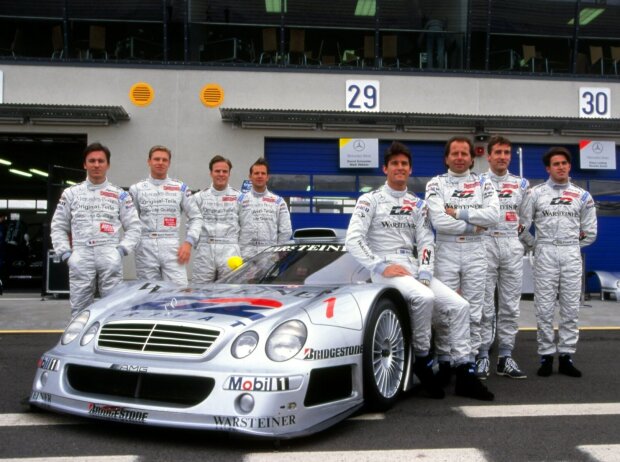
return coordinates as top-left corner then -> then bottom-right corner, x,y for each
129,82 -> 154,107
98,321 -> 220,357
200,83 -> 224,107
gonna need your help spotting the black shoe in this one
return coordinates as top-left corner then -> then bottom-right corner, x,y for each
559,354 -> 582,377
454,363 -> 495,401
436,361 -> 452,387
413,355 -> 445,399
537,355 -> 554,377
496,356 -> 527,379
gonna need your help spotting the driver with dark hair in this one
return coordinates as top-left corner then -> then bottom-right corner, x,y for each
346,141 -> 493,401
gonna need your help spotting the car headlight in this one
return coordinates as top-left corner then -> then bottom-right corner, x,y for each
265,320 -> 307,362
61,311 -> 90,345
231,331 -> 259,359
80,322 -> 100,346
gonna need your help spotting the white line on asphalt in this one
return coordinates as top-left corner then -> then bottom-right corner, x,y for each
0,413 -> 86,427
457,403 -> 620,418
243,448 -> 488,462
0,457 -> 139,462
577,444 -> 620,462
348,413 -> 385,420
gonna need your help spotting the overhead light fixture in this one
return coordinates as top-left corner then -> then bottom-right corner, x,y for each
30,118 -> 110,126
0,116 -> 25,124
9,168 -> 33,178
568,7 -> 605,26
561,129 -> 620,137
29,168 -> 49,177
403,126 -> 475,134
322,123 -> 395,132
66,180 -> 78,185
265,0 -> 287,13
0,158 -> 11,166
355,0 -> 376,16
240,121 -> 317,130
486,127 -> 556,136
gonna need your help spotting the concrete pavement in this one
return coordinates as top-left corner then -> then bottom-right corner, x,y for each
1,289 -> 619,332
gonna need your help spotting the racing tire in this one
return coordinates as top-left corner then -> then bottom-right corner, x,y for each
362,298 -> 409,411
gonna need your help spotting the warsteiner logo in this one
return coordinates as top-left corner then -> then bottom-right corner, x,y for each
451,190 -> 474,199
550,197 -> 573,206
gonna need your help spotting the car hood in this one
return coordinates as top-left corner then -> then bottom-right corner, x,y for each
99,283 -> 339,329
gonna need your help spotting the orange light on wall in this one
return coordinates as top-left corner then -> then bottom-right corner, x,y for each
129,82 -> 155,107
200,83 -> 225,107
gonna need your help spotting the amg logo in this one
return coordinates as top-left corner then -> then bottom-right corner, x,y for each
88,403 -> 148,423
214,415 -> 296,429
110,364 -> 148,373
226,376 -> 290,392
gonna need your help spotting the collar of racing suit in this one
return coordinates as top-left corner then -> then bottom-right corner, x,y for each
487,170 -> 510,182
86,178 -> 109,190
447,169 -> 470,178
208,183 -> 230,196
547,178 -> 571,190
251,188 -> 269,197
383,182 -> 407,198
147,175 -> 169,185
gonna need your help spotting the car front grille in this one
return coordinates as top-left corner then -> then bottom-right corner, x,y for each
67,364 -> 215,406
97,321 -> 221,356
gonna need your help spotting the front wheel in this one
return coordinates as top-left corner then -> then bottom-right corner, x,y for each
362,298 -> 409,411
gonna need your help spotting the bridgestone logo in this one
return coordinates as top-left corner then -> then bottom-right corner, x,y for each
88,403 -> 148,423
303,345 -> 363,360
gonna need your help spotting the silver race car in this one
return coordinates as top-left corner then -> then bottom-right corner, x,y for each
30,229 -> 415,438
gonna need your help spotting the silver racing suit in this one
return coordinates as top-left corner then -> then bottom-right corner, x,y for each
529,179 -> 597,355
129,176 -> 202,286
346,183 -> 471,364
425,170 -> 499,362
192,184 -> 241,283
51,178 -> 142,316
238,188 -> 292,259
479,170 -> 532,357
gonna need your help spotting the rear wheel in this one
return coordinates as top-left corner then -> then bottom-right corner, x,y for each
363,298 -> 408,410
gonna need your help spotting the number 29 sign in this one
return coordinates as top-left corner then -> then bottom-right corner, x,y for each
345,80 -> 380,112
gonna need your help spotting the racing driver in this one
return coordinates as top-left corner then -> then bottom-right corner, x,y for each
477,136 -> 532,379
346,141 -> 494,401
51,142 -> 142,317
425,136 -> 499,386
129,145 -> 203,285
192,155 -> 241,283
238,157 -> 292,259
529,147 -> 597,377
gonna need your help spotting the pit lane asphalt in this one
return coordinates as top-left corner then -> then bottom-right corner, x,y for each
2,330 -> 620,461
1,289 -> 620,461
1,289 -> 619,332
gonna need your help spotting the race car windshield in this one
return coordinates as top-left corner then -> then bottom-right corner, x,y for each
219,244 -> 351,285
